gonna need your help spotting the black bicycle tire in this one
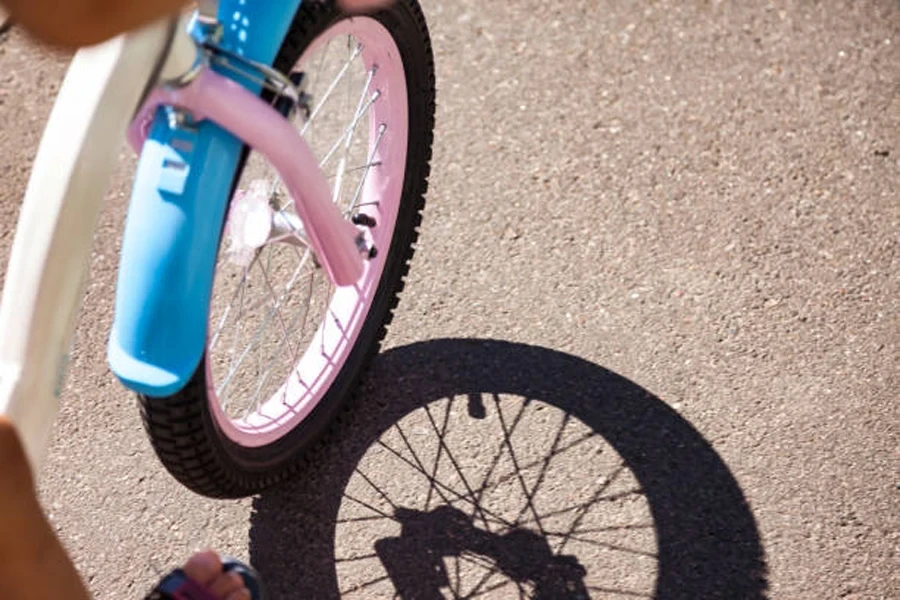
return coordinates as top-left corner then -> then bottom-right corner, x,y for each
138,0 -> 435,499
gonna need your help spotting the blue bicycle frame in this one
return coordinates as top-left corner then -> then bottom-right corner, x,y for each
108,1 -> 303,397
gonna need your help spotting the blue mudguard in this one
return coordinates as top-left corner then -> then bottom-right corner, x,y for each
108,1 -> 303,397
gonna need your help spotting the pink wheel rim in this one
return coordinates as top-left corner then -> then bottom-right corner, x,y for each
207,16 -> 408,447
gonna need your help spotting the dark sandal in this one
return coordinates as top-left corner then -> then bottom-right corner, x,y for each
145,558 -> 265,600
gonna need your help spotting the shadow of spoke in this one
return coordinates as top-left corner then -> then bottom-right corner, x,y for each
424,399 -> 494,530
460,566 -> 505,599
249,339 -> 768,600
545,523 -> 655,536
338,574 -> 392,596
586,585 -> 654,598
473,431 -> 598,497
384,426 -> 457,505
335,553 -> 380,564
494,394 -> 549,536
511,412 -> 572,525
353,467 -> 398,511
470,394 -> 530,511
555,462 -> 627,553
552,535 -> 658,559
343,493 -> 397,521
336,514 -> 394,524
422,400 -> 454,510
375,438 -> 519,529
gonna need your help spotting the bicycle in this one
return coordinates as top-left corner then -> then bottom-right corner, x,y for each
0,0 -> 435,501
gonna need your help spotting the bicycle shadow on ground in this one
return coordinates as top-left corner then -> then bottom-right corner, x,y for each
248,338 -> 768,599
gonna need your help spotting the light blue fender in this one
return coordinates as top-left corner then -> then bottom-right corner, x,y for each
108,0 -> 303,397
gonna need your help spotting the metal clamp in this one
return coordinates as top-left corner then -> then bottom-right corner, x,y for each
147,11 -> 310,120
202,41 -> 311,118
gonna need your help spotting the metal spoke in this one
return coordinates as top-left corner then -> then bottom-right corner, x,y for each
243,265 -> 319,417
328,161 -> 382,180
331,67 -> 378,207
345,123 -> 386,216
220,265 -> 249,411
210,253 -> 256,350
287,263 -> 320,395
217,247 -> 313,398
300,41 -> 363,135
254,257 -> 302,379
207,30 -> 390,426
319,88 -> 380,170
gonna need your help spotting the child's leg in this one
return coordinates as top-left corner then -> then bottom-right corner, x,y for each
0,417 -> 91,600
0,418 -> 250,600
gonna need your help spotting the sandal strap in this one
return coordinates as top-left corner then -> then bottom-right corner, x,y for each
144,568 -> 220,600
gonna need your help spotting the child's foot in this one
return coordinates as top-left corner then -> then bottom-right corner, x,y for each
181,551 -> 251,600
0,417 -> 254,600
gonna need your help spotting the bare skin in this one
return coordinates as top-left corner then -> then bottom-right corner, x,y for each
1,0 -> 394,49
182,552 -> 252,600
0,417 -> 249,599
0,417 -> 91,600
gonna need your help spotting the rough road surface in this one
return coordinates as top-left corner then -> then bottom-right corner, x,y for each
0,1 -> 897,598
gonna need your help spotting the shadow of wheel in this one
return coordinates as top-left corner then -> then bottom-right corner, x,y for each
249,339 -> 768,599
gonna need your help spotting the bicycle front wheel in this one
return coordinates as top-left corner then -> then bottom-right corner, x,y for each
139,0 -> 435,498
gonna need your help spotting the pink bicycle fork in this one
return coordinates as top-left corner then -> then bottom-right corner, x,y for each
127,67 -> 367,287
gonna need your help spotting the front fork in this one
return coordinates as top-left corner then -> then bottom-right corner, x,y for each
108,3 -> 368,397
